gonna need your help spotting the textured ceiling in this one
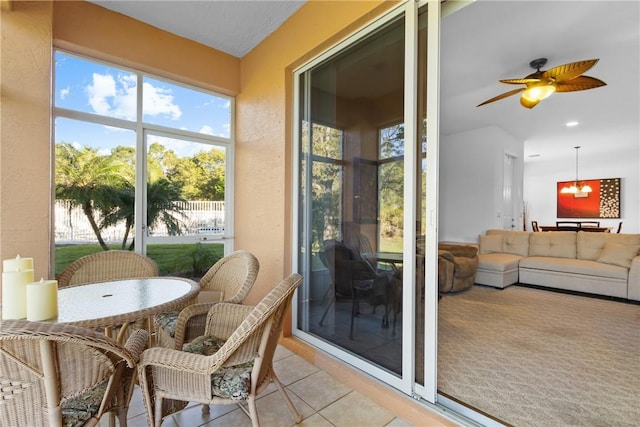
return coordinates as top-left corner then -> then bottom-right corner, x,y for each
90,0 -> 306,58
440,1 -> 639,163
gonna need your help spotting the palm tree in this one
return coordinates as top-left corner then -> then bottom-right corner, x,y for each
100,178 -> 187,250
55,143 -> 132,250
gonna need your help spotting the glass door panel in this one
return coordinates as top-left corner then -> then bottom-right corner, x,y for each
296,15 -> 406,376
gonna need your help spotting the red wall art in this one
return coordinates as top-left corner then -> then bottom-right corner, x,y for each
557,178 -> 621,218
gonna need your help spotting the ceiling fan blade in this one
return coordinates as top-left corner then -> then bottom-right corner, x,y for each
520,96 -> 540,109
499,78 -> 540,85
555,75 -> 607,92
542,59 -> 599,82
477,88 -> 525,107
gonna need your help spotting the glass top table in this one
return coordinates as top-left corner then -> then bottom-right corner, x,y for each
56,277 -> 199,341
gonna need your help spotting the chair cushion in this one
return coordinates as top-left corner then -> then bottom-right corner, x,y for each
154,310 -> 180,337
184,335 -> 253,401
61,380 -> 107,427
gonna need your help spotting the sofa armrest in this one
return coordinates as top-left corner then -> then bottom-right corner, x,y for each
628,256 -> 640,301
438,249 -> 455,262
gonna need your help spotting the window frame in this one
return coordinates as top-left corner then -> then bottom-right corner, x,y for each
52,49 -> 236,262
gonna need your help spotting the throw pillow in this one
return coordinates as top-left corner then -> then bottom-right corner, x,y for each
596,242 -> 640,268
480,235 -> 503,254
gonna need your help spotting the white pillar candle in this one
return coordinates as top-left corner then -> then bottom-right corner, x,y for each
1,269 -> 35,319
26,279 -> 58,322
3,255 -> 34,272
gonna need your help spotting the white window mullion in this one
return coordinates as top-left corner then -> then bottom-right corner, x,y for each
135,73 -> 146,255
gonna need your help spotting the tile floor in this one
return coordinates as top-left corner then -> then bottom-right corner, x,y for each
112,345 -> 416,427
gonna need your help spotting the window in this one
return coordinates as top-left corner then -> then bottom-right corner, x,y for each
53,51 -> 234,279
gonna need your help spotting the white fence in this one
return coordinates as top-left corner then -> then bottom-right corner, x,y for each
55,200 -> 225,243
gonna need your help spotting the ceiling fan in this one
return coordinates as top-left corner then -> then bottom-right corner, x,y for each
477,58 -> 606,109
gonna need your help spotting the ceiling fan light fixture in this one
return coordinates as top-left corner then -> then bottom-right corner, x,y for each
522,84 -> 556,102
477,58 -> 605,109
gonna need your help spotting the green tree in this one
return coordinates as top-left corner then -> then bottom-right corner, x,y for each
55,143 -> 131,250
170,148 -> 225,200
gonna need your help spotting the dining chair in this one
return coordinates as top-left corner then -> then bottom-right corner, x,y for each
531,220 -> 540,232
154,250 -> 259,350
580,221 -> 600,227
138,273 -> 303,427
555,221 -> 581,231
616,221 -> 623,233
0,319 -> 148,427
57,250 -> 159,288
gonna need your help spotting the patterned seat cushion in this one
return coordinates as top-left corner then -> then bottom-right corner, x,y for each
61,380 -> 107,427
184,335 -> 253,401
154,310 -> 180,337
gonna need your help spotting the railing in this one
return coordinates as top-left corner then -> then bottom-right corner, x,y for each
54,200 -> 225,242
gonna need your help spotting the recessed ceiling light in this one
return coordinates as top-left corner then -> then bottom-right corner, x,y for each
566,121 -> 579,127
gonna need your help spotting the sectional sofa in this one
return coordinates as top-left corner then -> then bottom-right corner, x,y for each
475,229 -> 640,301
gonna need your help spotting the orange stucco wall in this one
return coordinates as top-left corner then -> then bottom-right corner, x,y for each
0,0 -> 52,283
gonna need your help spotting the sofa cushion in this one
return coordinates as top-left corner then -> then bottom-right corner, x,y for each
477,253 -> 522,272
529,232 -> 576,259
479,235 -> 503,254
577,232 -> 640,260
597,242 -> 640,268
520,256 -> 629,280
486,230 -> 530,256
577,232 -> 609,260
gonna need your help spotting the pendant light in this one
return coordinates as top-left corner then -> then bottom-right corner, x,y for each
560,146 -> 592,194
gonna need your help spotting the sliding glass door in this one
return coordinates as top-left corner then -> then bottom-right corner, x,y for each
293,0 -> 440,400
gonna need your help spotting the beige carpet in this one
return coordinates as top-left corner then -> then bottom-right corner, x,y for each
437,285 -> 640,427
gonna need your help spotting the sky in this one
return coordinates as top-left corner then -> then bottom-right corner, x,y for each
54,52 -> 231,158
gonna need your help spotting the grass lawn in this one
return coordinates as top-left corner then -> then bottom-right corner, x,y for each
55,243 -> 224,279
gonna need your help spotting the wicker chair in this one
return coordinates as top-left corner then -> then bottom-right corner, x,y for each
138,273 -> 303,427
154,250 -> 259,350
57,250 -> 159,288
0,319 -> 148,427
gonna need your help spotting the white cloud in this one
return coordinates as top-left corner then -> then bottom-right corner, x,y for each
151,135 -> 201,158
60,87 -> 70,100
199,125 -> 214,135
84,73 -> 181,122
142,82 -> 182,120
86,73 -> 116,116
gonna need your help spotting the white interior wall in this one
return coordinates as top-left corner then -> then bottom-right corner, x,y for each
439,126 -> 523,243
438,126 -> 639,241
524,145 -> 640,233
